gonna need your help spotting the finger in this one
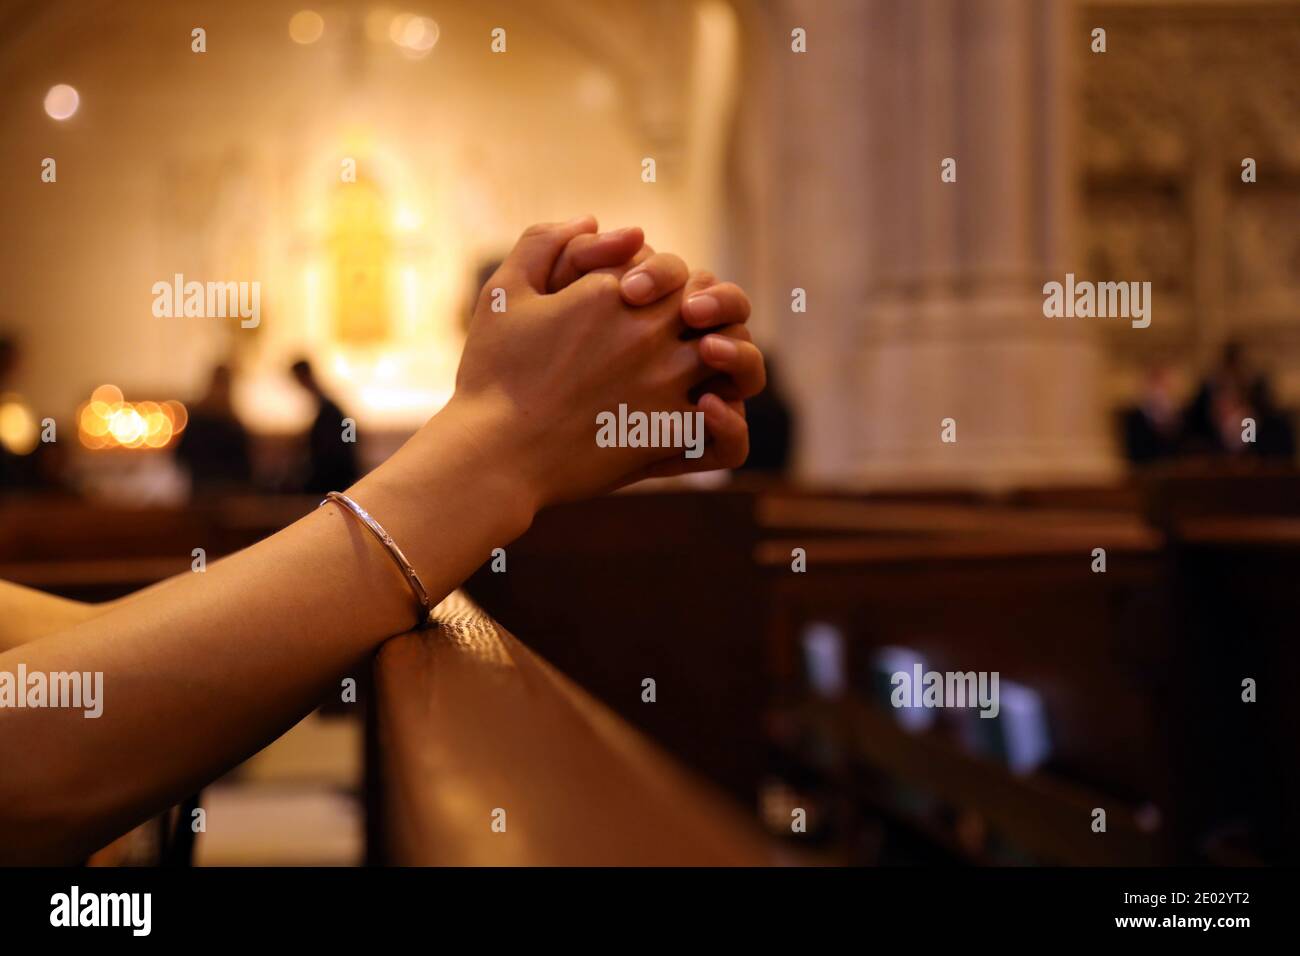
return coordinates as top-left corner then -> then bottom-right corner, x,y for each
547,226 -> 644,293
682,270 -> 718,296
500,216 -> 599,294
626,244 -> 654,268
621,394 -> 749,483
662,327 -> 748,388
698,392 -> 750,469
688,324 -> 758,401
582,244 -> 653,282
681,281 -> 751,330
698,334 -> 766,399
712,322 -> 753,343
619,252 -> 690,306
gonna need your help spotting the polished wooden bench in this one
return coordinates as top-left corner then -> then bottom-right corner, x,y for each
463,490 -> 1186,862
758,523 -> 1176,865
0,495 -> 317,601
1164,514 -> 1300,861
759,512 -> 1185,868
368,591 -> 772,866
465,491 -> 768,800
9,481 -> 1293,864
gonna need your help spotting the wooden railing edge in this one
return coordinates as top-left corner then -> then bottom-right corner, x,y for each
370,591 -> 775,866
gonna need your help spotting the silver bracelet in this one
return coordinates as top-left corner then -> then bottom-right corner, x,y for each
320,491 -> 433,626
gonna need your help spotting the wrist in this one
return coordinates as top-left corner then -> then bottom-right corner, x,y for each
438,393 -> 542,537
369,395 -> 539,544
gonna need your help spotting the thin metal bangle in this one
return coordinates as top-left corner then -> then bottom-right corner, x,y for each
320,491 -> 433,626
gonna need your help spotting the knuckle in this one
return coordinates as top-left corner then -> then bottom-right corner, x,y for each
720,284 -> 752,315
660,253 -> 688,274
587,271 -> 623,303
637,317 -> 665,347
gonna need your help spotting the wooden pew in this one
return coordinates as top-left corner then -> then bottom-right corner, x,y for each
11,480 -> 1290,864
462,489 -> 1195,862
0,495 -> 316,601
1138,468 -> 1300,526
1164,515 -> 1300,862
1134,471 -> 1300,860
759,522 -> 1178,865
757,493 -> 1143,541
369,592 -> 772,865
799,698 -> 1165,865
465,491 -> 768,800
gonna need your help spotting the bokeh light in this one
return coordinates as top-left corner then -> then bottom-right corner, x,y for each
288,10 -> 325,45
44,84 -> 79,120
90,383 -> 123,406
0,396 -> 39,455
77,386 -> 186,450
364,6 -> 397,44
390,14 -> 438,57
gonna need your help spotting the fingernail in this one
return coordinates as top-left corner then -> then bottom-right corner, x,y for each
685,293 -> 720,322
564,214 -> 594,227
704,334 -> 738,360
621,270 -> 655,301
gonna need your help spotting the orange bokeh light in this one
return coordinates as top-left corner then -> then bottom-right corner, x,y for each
77,386 -> 187,450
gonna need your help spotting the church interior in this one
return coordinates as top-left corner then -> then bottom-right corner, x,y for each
1,0 -> 1298,868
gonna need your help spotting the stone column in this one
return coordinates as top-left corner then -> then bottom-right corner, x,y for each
733,0 -> 1118,490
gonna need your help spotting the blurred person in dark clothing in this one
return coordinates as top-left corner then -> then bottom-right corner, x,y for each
1184,341 -> 1255,455
175,364 -> 253,492
1247,378 -> 1297,460
737,354 -> 793,475
1184,341 -> 1295,460
0,335 -> 14,385
1122,364 -> 1182,464
290,358 -> 359,493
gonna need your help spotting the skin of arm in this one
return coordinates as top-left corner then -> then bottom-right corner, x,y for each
0,230 -> 758,648
0,217 -> 766,864
0,582 -> 110,653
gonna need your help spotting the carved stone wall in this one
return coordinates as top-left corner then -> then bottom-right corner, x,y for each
1079,2 -> 1300,402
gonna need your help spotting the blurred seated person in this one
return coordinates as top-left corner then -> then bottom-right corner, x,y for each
1121,364 -> 1182,464
174,364 -> 253,493
737,354 -> 793,476
290,358 -> 360,494
1247,378 -> 1297,460
0,332 -> 47,492
1183,341 -> 1295,460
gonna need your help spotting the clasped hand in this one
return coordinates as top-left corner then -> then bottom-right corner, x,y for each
448,215 -> 767,511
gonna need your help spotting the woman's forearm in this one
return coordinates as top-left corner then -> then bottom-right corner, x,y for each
0,582 -> 111,653
0,399 -> 533,864
0,216 -> 767,864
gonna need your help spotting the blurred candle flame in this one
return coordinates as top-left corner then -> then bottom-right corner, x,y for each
77,385 -> 186,450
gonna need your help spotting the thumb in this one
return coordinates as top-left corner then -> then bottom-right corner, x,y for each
500,216 -> 598,294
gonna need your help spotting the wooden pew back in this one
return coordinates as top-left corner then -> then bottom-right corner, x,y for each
465,491 -> 767,800
759,522 -> 1177,864
369,591 -> 771,866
